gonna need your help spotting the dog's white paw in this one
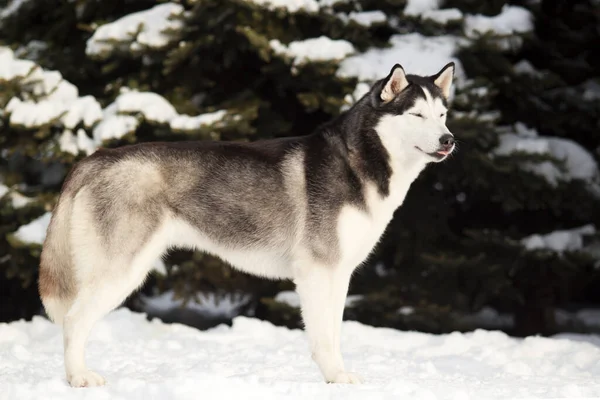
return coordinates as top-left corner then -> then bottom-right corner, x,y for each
328,371 -> 363,384
67,370 -> 106,388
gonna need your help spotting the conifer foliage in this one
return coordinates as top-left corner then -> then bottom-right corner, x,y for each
1,0 -> 598,335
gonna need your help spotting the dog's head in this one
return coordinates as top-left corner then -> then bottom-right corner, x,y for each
368,63 -> 456,163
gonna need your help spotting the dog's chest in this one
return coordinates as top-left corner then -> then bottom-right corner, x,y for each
334,166 -> 423,270
335,185 -> 399,270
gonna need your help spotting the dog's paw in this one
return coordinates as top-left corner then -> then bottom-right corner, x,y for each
67,370 -> 106,388
328,371 -> 363,384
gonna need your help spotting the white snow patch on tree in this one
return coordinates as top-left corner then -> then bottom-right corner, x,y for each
243,0 -> 319,13
0,47 -> 36,82
404,0 -> 440,16
0,0 -> 30,21
110,91 -> 178,124
9,192 -> 34,208
338,33 -> 464,99
61,96 -> 103,129
12,212 -> 51,245
97,91 -> 228,138
0,183 -> 8,199
422,8 -> 463,24
522,225 -> 596,253
93,114 -> 139,144
464,5 -> 533,38
58,130 -> 79,156
493,123 -> 599,186
142,290 -> 251,319
1,46 -> 103,131
171,110 -> 227,132
86,3 -> 185,59
338,10 -> 387,26
274,290 -> 362,308
6,98 -> 66,128
270,36 -> 355,65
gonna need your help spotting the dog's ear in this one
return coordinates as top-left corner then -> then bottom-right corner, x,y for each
431,62 -> 455,99
380,64 -> 409,102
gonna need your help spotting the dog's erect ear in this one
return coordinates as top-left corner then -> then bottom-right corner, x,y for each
431,62 -> 455,99
380,64 -> 409,102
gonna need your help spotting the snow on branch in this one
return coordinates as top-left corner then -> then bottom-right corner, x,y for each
94,90 -> 228,144
270,36 -> 355,66
338,33 -> 464,104
1,47 -> 103,132
337,11 -> 387,27
464,5 -> 533,38
522,225 -> 596,254
86,3 -> 185,59
493,123 -> 599,188
241,0 -> 319,13
1,46 -> 228,155
10,212 -> 52,246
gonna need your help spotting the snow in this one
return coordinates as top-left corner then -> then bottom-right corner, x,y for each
522,225 -> 596,253
493,123 -> 599,186
6,98 -> 66,128
398,306 -> 415,316
61,96 -> 103,129
12,212 -> 51,245
110,91 -> 178,124
170,110 -> 227,132
556,308 -> 600,330
86,3 -> 185,59
9,191 -> 34,208
464,5 -> 533,38
455,307 -> 514,330
404,0 -> 440,17
0,183 -> 9,199
422,8 -> 463,24
274,290 -> 362,308
270,36 -> 355,65
0,48 -> 36,82
338,33 -> 463,84
94,91 -> 228,140
339,11 -> 387,27
513,60 -> 544,78
3,308 -> 600,398
93,114 -> 139,144
142,290 -> 251,319
0,0 -> 30,20
1,46 -> 103,131
583,80 -> 600,101
243,0 -> 319,13
58,130 -> 79,155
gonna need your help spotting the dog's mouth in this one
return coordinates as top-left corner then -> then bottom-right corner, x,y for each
415,146 -> 453,160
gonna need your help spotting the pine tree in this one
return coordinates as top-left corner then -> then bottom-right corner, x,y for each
1,0 -> 598,337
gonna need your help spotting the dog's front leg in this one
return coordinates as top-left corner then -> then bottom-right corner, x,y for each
294,265 -> 362,384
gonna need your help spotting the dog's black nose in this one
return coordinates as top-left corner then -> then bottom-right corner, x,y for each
439,134 -> 455,149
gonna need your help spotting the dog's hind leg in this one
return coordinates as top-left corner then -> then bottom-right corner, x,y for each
63,234 -> 167,387
63,189 -> 168,387
294,265 -> 362,384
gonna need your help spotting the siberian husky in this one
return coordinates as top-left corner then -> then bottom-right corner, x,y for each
39,62 -> 456,387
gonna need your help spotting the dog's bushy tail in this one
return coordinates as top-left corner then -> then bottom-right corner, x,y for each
39,194 -> 76,325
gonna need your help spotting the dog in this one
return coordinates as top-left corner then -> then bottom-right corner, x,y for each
39,62 -> 456,387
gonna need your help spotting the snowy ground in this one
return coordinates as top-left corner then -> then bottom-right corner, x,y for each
2,309 -> 600,399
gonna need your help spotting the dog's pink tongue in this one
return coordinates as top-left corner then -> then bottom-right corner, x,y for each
437,150 -> 449,155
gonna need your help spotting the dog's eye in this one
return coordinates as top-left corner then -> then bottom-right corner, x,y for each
410,113 -> 424,118
440,113 -> 446,118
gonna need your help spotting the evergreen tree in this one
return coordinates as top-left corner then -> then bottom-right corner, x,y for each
1,0 -> 598,337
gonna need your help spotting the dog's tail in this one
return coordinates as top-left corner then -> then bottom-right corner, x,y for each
39,192 -> 77,325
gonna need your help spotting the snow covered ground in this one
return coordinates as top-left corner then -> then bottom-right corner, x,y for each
2,308 -> 600,399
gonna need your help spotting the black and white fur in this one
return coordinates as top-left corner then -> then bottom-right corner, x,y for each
39,62 -> 456,387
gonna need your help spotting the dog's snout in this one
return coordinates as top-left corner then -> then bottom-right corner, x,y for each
439,134 -> 454,149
